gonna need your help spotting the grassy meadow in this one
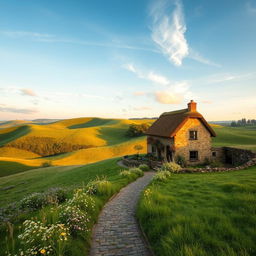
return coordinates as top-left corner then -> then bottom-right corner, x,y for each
0,158 -> 145,256
0,117 -> 152,173
137,166 -> 256,256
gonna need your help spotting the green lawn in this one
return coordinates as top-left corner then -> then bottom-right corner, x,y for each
137,166 -> 256,256
213,126 -> 256,151
0,158 -> 123,207
0,161 -> 36,177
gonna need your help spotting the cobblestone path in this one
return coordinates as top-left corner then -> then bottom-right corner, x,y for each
90,172 -> 155,256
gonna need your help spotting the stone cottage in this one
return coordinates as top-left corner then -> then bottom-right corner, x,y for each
146,100 -> 217,165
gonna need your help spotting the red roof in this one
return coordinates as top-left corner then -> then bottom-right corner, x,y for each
146,108 -> 216,138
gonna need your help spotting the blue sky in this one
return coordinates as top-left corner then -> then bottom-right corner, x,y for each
0,0 -> 255,121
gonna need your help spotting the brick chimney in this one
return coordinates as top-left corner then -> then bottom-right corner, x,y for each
188,100 -> 197,112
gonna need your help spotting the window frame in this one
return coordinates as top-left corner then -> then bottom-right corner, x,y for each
189,130 -> 198,140
189,150 -> 199,161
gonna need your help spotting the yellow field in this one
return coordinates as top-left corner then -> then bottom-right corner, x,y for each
0,117 -> 153,167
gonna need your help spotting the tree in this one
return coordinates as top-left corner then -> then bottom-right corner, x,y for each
134,144 -> 143,155
126,123 -> 151,137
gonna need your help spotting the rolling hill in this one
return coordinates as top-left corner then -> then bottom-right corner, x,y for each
0,117 -> 255,177
0,117 -> 153,171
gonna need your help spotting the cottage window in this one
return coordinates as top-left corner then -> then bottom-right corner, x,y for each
189,130 -> 198,140
212,151 -> 217,157
190,151 -> 198,161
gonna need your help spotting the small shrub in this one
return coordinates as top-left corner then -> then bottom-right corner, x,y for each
204,157 -> 211,166
68,189 -> 95,213
45,187 -> 68,205
139,164 -> 150,172
86,176 -> 113,196
175,155 -> 187,167
59,205 -> 90,235
18,220 -> 69,256
210,160 -> 222,167
120,170 -> 137,180
129,168 -> 144,177
20,193 -> 47,211
41,161 -> 52,168
153,171 -> 172,182
161,162 -> 182,173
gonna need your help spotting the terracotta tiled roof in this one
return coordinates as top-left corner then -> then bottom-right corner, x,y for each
145,108 -> 216,138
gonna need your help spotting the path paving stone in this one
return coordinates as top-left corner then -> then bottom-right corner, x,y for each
90,172 -> 155,256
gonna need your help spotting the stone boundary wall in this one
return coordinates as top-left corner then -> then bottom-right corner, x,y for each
223,147 -> 255,166
181,157 -> 256,173
122,146 -> 256,173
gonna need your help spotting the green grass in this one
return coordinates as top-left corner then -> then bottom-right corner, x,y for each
0,161 -> 36,177
0,158 -> 124,207
213,126 -> 256,151
0,126 -> 30,146
0,157 -> 141,256
137,166 -> 256,256
68,118 -> 119,129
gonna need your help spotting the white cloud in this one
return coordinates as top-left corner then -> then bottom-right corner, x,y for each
154,90 -> 183,104
189,49 -> 221,68
20,88 -> 37,97
0,105 -> 38,114
150,0 -> 189,66
147,72 -> 170,85
0,30 -> 54,39
123,63 -> 170,85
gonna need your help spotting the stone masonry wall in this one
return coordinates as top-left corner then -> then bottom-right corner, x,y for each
174,118 -> 212,165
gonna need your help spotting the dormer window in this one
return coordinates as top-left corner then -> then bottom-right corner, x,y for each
189,130 -> 198,140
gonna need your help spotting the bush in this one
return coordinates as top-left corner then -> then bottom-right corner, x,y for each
175,155 -> 187,167
68,189 -> 95,213
161,162 -> 182,173
120,170 -> 137,180
129,168 -> 144,177
210,160 -> 222,168
59,205 -> 90,235
153,171 -> 172,182
126,123 -> 151,137
139,164 -> 150,172
45,187 -> 68,205
17,220 -> 69,256
20,193 -> 47,211
86,176 -> 113,196
41,161 -> 52,168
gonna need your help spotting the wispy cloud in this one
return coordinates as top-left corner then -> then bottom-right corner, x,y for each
189,49 -> 221,68
0,30 -> 54,39
149,0 -> 220,67
0,30 -> 157,53
0,105 -> 38,114
150,0 -> 189,66
123,63 -> 170,85
20,88 -> 37,97
124,63 -> 192,104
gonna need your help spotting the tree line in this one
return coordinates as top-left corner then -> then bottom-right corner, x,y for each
6,136 -> 92,156
231,118 -> 256,127
126,123 -> 151,137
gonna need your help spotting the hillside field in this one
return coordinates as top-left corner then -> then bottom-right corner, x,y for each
0,117 -> 255,177
137,165 -> 256,256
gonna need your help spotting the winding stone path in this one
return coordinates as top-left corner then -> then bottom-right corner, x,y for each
90,172 -> 155,256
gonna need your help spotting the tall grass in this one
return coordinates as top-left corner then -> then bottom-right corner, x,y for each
137,166 -> 256,256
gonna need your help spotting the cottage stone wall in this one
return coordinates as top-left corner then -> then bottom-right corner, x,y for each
174,118 -> 212,165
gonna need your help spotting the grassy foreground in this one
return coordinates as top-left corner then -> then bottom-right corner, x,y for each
1,158 -> 144,256
0,158 -> 123,207
137,166 -> 256,256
